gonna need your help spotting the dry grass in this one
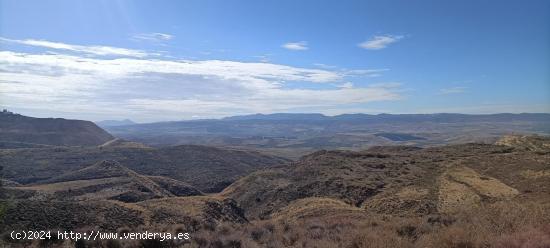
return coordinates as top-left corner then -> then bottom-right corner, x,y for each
137,196 -> 215,218
496,135 -> 550,153
184,200 -> 550,248
446,167 -> 519,198
438,174 -> 482,213
270,197 -> 363,221
3,199 -> 550,247
417,201 -> 550,248
520,169 -> 550,179
16,177 -> 128,192
438,166 -> 520,213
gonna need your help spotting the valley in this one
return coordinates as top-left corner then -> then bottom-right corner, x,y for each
104,113 -> 550,159
1,112 -> 550,247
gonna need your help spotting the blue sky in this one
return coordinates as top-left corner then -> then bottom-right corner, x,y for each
0,0 -> 549,122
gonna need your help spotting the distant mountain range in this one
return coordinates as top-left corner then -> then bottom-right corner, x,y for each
221,113 -> 550,122
96,119 -> 136,127
108,113 -> 550,130
3,111 -> 550,154
223,113 -> 328,121
104,113 -> 550,158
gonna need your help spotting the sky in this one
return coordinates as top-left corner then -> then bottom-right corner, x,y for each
0,0 -> 549,122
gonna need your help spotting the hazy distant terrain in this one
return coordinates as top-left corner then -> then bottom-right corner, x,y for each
105,113 -> 550,159
96,119 -> 136,127
2,113 -> 550,247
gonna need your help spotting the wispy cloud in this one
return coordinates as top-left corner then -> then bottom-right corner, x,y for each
358,35 -> 403,50
438,86 -> 467,95
0,39 -> 400,121
343,69 -> 388,78
336,82 -> 354,88
252,54 -> 272,63
313,63 -> 338,69
132,33 -> 174,42
0,37 -> 150,57
282,41 -> 308,51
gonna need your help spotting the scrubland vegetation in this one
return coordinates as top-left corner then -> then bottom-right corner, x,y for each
4,200 -> 549,247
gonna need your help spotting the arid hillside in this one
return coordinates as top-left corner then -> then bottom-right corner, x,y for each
0,140 -> 289,193
0,111 -> 114,147
1,135 -> 549,247
222,136 -> 550,220
10,160 -> 202,203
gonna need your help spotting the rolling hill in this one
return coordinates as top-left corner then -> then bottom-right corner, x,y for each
0,142 -> 289,193
2,135 -> 550,247
223,135 -> 550,220
1,112 -> 549,247
10,160 -> 202,202
0,111 -> 114,147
